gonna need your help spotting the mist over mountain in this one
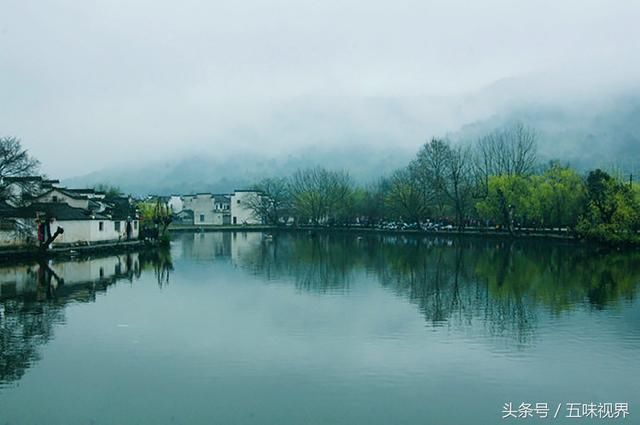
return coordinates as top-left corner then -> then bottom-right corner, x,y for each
63,76 -> 640,195
63,145 -> 415,196
452,76 -> 640,173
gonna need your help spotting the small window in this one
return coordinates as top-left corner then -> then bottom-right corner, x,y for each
52,195 -> 58,202
237,199 -> 241,204
114,221 -> 121,231
200,214 -> 205,222
134,221 -> 138,230
99,221 -> 104,231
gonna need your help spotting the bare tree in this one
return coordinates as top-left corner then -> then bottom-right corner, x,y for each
444,144 -> 474,228
245,177 -> 291,225
474,122 -> 538,192
385,168 -> 430,225
410,138 -> 449,215
0,136 -> 41,203
289,167 -> 353,225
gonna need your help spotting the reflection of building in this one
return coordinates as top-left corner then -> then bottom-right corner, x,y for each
0,250 -> 164,387
171,231 -> 262,263
0,253 -> 141,300
231,231 -> 263,263
175,232 -> 232,260
166,190 -> 262,225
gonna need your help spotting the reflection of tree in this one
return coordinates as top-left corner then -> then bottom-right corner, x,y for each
0,300 -> 64,385
240,233 -> 364,293
139,247 -> 173,288
0,248 -> 173,386
237,233 -> 640,344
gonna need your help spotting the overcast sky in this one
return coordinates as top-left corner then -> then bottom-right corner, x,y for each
1,0 -> 639,178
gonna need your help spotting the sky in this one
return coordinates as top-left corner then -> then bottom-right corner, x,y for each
1,0 -> 639,178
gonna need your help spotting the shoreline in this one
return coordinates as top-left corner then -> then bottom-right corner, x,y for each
167,224 -> 638,249
0,239 -> 158,262
169,224 -> 582,242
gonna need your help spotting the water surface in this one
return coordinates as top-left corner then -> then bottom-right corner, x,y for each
1,232 -> 638,424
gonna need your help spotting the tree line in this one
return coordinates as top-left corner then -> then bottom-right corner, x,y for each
246,123 -> 640,245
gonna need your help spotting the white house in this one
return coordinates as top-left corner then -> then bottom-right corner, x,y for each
168,195 -> 184,213
230,190 -> 262,225
182,194 -> 222,225
30,188 -> 92,209
0,195 -> 140,248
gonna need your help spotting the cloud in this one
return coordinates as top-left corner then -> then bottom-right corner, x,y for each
1,0 -> 639,177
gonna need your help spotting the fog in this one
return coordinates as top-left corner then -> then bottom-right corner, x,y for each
1,0 -> 639,179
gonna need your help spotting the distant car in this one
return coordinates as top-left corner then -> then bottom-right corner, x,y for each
442,224 -> 454,230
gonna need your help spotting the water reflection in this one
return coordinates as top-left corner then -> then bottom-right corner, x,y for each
229,233 -> 640,343
2,232 -> 639,389
0,249 -> 172,386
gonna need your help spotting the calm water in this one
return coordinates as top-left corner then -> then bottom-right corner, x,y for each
0,232 -> 638,425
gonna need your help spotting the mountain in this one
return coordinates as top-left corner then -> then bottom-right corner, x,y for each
63,75 -> 640,195
453,88 -> 640,172
62,145 -> 415,196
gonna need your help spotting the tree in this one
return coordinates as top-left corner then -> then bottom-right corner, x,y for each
94,183 -> 123,199
245,177 -> 291,225
528,163 -> 586,229
577,169 -> 640,243
385,168 -> 430,225
138,198 -> 172,243
0,136 -> 40,203
289,167 -> 353,225
410,138 -> 449,216
475,175 -> 532,232
473,122 -> 538,193
443,144 -> 474,228
351,181 -> 388,226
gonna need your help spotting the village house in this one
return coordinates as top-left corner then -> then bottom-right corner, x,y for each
0,177 -> 139,248
167,190 -> 262,226
230,190 -> 262,225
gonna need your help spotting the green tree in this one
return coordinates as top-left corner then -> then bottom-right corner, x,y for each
94,183 -> 123,199
529,163 -> 586,228
475,175 -> 532,232
577,169 -> 640,243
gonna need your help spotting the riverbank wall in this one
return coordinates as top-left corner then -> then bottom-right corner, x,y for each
0,239 -> 158,262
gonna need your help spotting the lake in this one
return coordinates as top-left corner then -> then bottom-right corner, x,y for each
1,231 -> 638,424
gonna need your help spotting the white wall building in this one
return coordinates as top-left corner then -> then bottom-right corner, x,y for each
230,190 -> 262,225
168,195 -> 184,213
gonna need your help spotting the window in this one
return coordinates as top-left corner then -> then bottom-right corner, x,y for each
237,199 -> 241,204
52,195 -> 58,202
134,221 -> 138,229
114,221 -> 121,231
99,221 -> 104,231
233,216 -> 237,224
200,214 -> 205,222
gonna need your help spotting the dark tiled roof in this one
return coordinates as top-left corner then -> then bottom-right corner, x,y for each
107,197 -> 137,220
32,188 -> 89,201
17,203 -> 107,221
0,201 -> 19,217
65,188 -> 96,194
213,194 -> 230,203
2,176 -> 44,182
